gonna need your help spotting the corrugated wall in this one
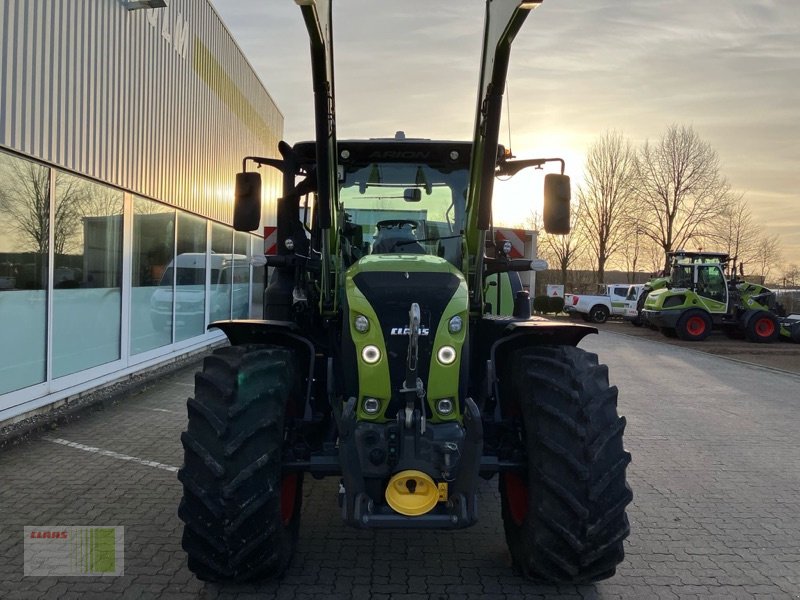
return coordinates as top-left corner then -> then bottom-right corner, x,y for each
0,0 -> 281,226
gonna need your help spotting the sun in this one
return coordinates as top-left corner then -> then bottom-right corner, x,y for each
492,135 -> 586,229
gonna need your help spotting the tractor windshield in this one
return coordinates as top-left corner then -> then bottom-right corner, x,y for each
339,162 -> 468,267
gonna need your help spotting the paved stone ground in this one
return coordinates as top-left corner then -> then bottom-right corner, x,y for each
1,332 -> 800,599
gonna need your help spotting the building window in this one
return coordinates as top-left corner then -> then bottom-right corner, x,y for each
250,235 -> 264,319
174,212 -> 208,342
210,223 -> 233,323
0,152 -> 49,394
233,231 -> 251,319
51,173 -> 123,378
130,197 -> 175,355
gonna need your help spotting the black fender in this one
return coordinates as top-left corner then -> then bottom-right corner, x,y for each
475,316 -> 596,417
209,319 -> 316,415
477,316 -> 596,359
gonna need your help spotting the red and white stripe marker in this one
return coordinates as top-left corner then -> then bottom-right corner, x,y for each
495,228 -> 526,258
263,226 -> 278,255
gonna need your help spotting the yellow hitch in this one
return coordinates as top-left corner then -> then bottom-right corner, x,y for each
385,470 -> 439,516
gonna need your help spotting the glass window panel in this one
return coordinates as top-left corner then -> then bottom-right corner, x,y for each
250,235 -> 264,319
0,152 -> 49,394
232,231 -> 251,319
130,197 -> 175,355
175,213 -> 207,342
210,223 -> 232,322
52,174 -> 123,378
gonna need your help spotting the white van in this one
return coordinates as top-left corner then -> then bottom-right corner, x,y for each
149,253 -> 250,330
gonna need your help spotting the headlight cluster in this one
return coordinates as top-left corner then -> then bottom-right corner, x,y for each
436,398 -> 454,415
448,315 -> 462,333
361,345 -> 381,364
354,314 -> 369,333
437,345 -> 456,365
363,397 -> 381,414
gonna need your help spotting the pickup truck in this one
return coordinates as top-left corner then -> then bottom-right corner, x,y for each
564,283 -> 632,323
621,284 -> 645,325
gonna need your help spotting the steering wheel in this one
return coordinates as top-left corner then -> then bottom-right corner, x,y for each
376,219 -> 418,230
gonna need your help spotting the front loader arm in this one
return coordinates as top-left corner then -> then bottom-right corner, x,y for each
465,0 -> 543,304
296,0 -> 338,308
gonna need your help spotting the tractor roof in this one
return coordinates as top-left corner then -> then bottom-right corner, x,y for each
292,138 -> 507,169
668,250 -> 730,264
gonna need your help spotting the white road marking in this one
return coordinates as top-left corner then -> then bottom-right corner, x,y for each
148,407 -> 180,414
45,438 -> 179,473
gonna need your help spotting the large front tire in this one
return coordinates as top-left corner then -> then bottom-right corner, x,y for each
500,345 -> 632,583
178,345 -> 303,582
675,309 -> 712,341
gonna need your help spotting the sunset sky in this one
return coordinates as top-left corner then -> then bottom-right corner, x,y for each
213,0 -> 800,270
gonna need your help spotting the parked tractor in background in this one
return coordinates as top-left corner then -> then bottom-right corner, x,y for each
641,251 -> 800,342
176,0 -> 632,585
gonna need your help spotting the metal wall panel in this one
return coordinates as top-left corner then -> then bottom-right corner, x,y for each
0,0 -> 282,227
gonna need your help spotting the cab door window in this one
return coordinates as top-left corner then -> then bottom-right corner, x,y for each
696,265 -> 726,303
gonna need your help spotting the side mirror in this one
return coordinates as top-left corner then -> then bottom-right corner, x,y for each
403,188 -> 422,202
233,172 -> 262,231
543,173 -> 571,234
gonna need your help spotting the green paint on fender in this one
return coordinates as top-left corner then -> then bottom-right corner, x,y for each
345,274 -> 391,421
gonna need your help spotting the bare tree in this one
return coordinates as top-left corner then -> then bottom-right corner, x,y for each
0,159 -> 86,255
578,131 -> 638,283
528,202 -> 586,289
783,264 -> 800,288
617,217 -> 646,283
636,124 -> 732,271
1,160 -> 52,254
753,234 -> 782,284
699,194 -> 759,268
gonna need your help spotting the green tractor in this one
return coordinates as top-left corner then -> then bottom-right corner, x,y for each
641,251 -> 799,342
177,0 -> 632,584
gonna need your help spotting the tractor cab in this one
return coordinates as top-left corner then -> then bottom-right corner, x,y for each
332,138 -> 472,268
665,251 -> 730,311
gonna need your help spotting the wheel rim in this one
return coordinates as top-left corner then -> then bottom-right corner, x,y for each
686,316 -> 706,336
281,474 -> 298,525
593,310 -> 606,323
503,473 -> 528,526
755,317 -> 775,337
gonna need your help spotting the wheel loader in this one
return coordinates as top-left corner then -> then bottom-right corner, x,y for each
178,0 -> 632,584
641,250 -> 800,342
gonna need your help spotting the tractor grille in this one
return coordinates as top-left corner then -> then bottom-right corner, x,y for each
352,270 -> 461,416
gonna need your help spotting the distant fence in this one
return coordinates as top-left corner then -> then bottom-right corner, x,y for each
775,289 -> 800,314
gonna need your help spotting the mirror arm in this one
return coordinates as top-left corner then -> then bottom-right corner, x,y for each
497,157 -> 564,177
242,155 -> 285,173
484,257 -> 544,276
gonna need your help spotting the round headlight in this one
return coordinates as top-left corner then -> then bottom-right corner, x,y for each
437,345 -> 457,365
354,314 -> 369,333
448,315 -> 462,334
361,345 -> 381,364
436,398 -> 454,415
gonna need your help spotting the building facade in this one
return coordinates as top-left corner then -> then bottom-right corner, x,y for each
0,0 -> 281,423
